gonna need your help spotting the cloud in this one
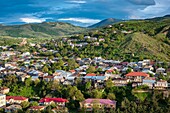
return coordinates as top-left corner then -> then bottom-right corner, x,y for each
128,0 -> 170,19
20,17 -> 46,23
58,18 -> 100,24
67,0 -> 86,4
127,0 -> 155,5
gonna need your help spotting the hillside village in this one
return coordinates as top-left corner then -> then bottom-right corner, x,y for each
0,32 -> 170,112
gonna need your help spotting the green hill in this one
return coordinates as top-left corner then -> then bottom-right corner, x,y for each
0,22 -> 86,38
119,32 -> 170,61
72,17 -> 170,61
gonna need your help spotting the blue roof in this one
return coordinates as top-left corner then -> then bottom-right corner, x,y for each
84,76 -> 107,80
143,79 -> 155,83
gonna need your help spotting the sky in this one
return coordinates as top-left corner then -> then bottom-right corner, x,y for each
0,0 -> 170,27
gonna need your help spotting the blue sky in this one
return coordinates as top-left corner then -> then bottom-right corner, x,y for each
0,0 -> 170,26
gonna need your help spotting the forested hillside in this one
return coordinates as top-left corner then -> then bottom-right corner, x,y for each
0,22 -> 86,38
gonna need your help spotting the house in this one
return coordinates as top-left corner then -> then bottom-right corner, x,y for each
142,77 -> 156,89
125,72 -> 149,82
55,70 -> 72,77
31,75 -> 39,81
143,65 -> 154,71
138,61 -> 146,67
6,96 -> 28,104
84,36 -> 91,39
142,70 -> 155,76
69,70 -> 76,74
39,98 -> 68,107
80,98 -> 116,112
86,73 -> 97,76
154,80 -> 168,89
52,107 -> 68,113
0,94 -> 6,107
156,68 -> 166,74
84,76 -> 108,82
18,74 -> 30,82
112,78 -> 130,86
99,38 -> 105,42
105,70 -> 114,76
5,104 -> 22,112
43,76 -> 54,82
28,106 -> 46,111
0,87 -> 10,94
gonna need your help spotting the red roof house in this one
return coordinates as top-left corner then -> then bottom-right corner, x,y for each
125,72 -> 149,82
0,87 -> 10,94
6,96 -> 28,104
39,98 -> 68,106
86,73 -> 96,76
126,72 -> 149,77
69,70 -> 76,73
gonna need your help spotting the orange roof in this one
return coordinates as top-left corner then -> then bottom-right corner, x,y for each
86,73 -> 96,76
69,70 -> 76,73
126,72 -> 149,77
6,96 -> 28,101
106,70 -> 114,73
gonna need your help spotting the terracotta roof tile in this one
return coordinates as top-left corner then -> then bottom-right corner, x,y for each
126,72 -> 149,77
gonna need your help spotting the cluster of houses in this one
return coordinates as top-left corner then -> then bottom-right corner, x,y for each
0,94 -> 69,112
0,41 -> 170,112
0,48 -> 169,89
13,56 -> 168,90
0,93 -> 117,112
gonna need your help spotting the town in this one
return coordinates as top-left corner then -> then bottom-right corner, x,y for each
0,33 -> 169,113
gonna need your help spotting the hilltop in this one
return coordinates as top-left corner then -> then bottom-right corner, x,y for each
0,22 -> 86,38
0,15 -> 169,61
88,18 -> 123,28
67,17 -> 170,61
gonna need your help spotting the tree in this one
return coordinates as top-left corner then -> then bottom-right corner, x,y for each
67,59 -> 79,70
75,90 -> 85,101
25,78 -> 32,87
30,101 -> 38,107
78,34 -> 84,40
91,89 -> 103,98
126,68 -> 132,74
4,75 -> 18,87
107,93 -> 116,100
85,81 -> 91,91
121,97 -> 130,109
21,101 -> 30,109
42,65 -> 49,73
45,106 -> 53,113
86,66 -> 96,73
105,79 -> 114,89
0,79 -> 2,87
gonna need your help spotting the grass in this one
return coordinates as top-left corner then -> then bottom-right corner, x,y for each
134,92 -> 151,101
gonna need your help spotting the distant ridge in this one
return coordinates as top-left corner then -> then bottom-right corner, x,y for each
146,14 -> 170,21
0,22 -> 86,38
88,18 -> 123,28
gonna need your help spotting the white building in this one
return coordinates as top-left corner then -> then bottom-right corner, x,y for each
0,94 -> 6,107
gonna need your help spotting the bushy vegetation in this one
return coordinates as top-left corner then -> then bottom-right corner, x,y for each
1,76 -> 170,113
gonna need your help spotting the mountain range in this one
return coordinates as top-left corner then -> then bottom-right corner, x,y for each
88,18 -> 123,28
0,22 -> 86,38
0,15 -> 170,38
0,15 -> 170,61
